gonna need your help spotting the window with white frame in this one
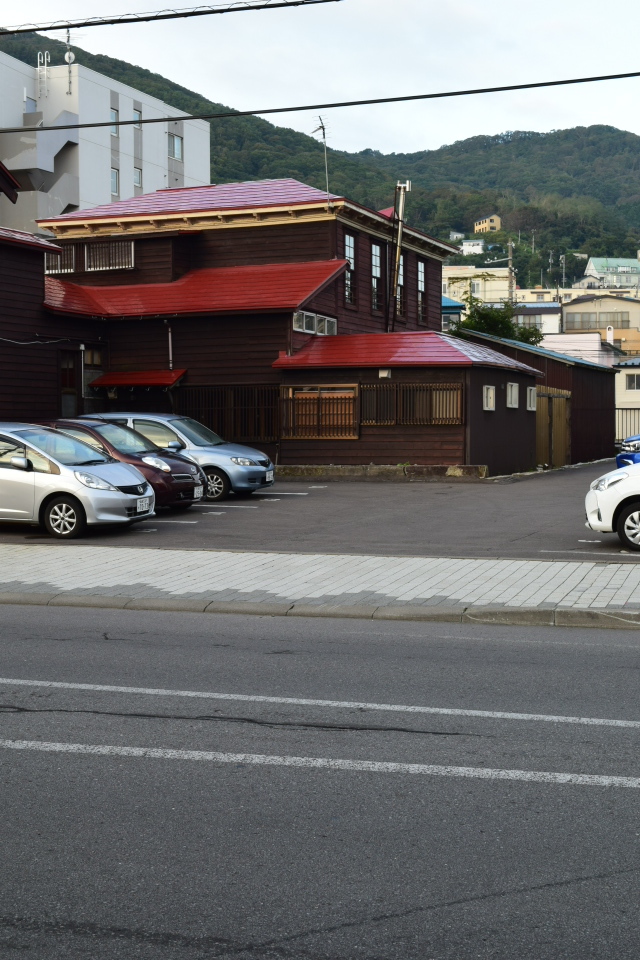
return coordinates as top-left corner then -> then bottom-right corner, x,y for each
516,314 -> 544,329
471,280 -> 480,296
371,243 -> 382,311
133,108 -> 142,128
526,386 -> 537,411
483,386 -> 496,411
344,234 -> 356,304
418,261 -> 426,324
626,374 -> 640,390
110,108 -> 119,136
442,282 -> 447,295
293,312 -> 338,336
44,246 -> 76,275
133,167 -> 142,187
396,254 -> 405,315
110,167 -> 119,196
168,133 -> 183,160
506,382 -> 519,408
85,240 -> 134,272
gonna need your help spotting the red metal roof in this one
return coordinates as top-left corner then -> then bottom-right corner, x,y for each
273,332 -> 542,375
89,369 -> 187,388
0,226 -> 60,253
45,260 -> 348,318
41,179 -> 343,223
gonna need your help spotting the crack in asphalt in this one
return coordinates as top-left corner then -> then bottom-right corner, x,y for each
0,704 -> 482,738
1,864 -> 639,957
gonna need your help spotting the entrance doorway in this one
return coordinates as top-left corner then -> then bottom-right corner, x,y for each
536,388 -> 571,467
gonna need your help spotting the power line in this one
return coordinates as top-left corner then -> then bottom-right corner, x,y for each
0,0 -> 340,35
2,67 -> 640,135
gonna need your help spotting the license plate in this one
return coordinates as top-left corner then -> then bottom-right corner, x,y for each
136,497 -> 150,513
266,470 -> 274,483
193,485 -> 203,499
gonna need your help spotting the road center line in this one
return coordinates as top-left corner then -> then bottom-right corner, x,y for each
1,678 -> 639,729
0,738 -> 637,787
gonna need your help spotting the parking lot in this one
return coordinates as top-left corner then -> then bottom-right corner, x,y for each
0,459 -> 635,562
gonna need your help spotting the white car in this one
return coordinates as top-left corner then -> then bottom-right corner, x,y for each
585,463 -> 640,550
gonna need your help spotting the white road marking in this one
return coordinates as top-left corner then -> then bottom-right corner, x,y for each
579,540 -> 602,544
151,520 -> 198,524
215,505 -> 259,509
203,512 -> 225,516
309,486 -> 327,488
2,678 -> 640,729
258,492 -> 309,496
0,738 -> 638,787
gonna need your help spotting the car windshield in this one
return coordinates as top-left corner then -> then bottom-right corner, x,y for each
15,428 -> 111,466
92,422 -> 160,455
171,418 -> 224,446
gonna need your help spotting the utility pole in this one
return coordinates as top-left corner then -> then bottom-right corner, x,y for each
388,180 -> 411,332
559,254 -> 566,289
508,239 -> 515,304
531,230 -> 535,255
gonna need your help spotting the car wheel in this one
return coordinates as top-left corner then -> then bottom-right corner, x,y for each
204,468 -> 230,502
43,496 -> 86,539
616,503 -> 640,550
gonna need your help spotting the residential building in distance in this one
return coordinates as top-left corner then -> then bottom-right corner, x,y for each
449,230 -> 465,242
514,303 -> 561,335
0,49 -> 210,235
441,295 -> 465,331
442,265 -> 510,304
541,333 -> 622,367
574,256 -> 640,290
460,238 -> 484,256
474,214 -> 502,234
563,294 -> 640,352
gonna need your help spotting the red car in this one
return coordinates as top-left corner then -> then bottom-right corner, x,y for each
40,419 -> 205,509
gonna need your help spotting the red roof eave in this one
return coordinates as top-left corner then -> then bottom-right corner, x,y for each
89,369 -> 187,388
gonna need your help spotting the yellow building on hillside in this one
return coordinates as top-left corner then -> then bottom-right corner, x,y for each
474,214 -> 502,233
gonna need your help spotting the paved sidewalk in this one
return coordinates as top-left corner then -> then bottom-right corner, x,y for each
1,543 -> 640,628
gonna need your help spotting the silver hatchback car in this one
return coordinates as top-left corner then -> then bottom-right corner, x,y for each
84,413 -> 274,501
0,424 -> 155,538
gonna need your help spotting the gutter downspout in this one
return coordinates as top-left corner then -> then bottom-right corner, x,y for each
164,319 -> 173,370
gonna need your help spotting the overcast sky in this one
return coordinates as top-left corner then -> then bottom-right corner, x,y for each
15,0 -> 640,155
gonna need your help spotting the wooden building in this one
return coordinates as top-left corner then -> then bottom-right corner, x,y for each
273,332 -> 540,475
461,331 -> 616,466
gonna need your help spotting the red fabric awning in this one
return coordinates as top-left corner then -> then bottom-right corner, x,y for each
89,369 -> 187,388
45,260 -> 348,318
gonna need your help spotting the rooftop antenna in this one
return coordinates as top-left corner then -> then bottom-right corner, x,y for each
311,116 -> 331,210
64,28 -> 75,95
388,180 -> 411,331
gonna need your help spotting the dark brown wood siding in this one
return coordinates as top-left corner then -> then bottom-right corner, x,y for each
106,313 -> 291,385
467,368 -> 538,476
0,242 -> 102,421
463,331 -> 616,464
193,221 -> 335,267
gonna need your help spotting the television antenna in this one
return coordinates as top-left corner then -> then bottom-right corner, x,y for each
311,116 -> 331,210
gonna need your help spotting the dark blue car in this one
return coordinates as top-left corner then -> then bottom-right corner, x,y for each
616,435 -> 640,469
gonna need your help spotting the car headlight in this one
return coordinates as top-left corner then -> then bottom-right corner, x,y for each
622,441 -> 640,452
74,471 -> 118,491
592,472 -> 629,492
230,457 -> 256,466
142,456 -> 172,473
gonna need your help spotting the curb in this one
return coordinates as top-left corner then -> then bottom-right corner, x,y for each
2,592 -> 640,630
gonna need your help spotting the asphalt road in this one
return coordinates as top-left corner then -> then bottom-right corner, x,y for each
2,605 -> 640,958
0,460 -> 630,561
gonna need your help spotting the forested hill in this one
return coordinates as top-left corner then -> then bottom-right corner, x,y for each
2,32 -> 640,263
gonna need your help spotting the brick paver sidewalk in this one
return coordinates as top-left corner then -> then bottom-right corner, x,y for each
1,545 -> 640,625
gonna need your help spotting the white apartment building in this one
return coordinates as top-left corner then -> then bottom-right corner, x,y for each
0,49 -> 210,234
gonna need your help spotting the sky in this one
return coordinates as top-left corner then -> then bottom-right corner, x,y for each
10,0 -> 640,156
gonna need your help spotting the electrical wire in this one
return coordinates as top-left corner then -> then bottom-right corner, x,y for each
3,67 -> 640,135
0,0 -> 340,34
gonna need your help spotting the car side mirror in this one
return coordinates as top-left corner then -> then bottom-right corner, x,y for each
166,440 -> 183,451
10,456 -> 30,471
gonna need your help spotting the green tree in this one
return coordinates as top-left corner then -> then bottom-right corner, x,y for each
451,294 -> 544,345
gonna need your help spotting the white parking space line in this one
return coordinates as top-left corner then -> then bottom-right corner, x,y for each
152,520 -> 198,524
259,492 -> 309,496
2,678 -> 640,729
309,486 -> 327,488
1,739 -> 638,788
203,512 -> 225,516
216,505 -> 259,509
